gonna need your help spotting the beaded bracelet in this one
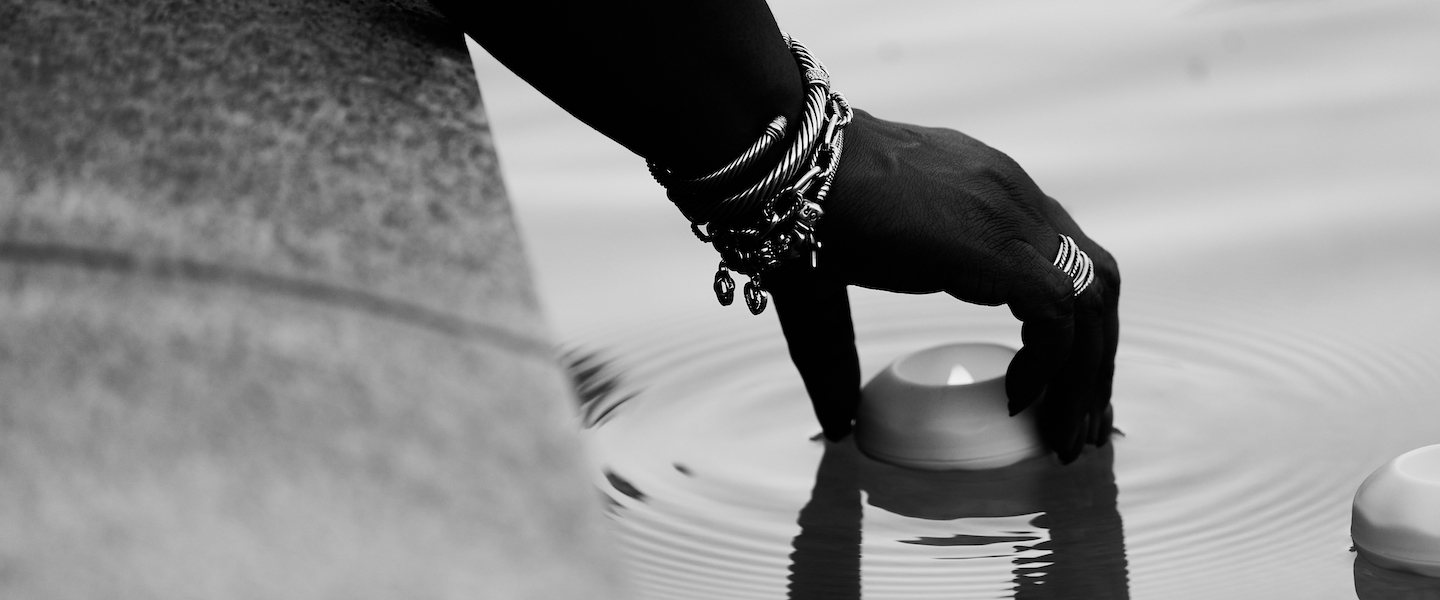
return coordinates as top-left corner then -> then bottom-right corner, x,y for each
647,35 -> 852,315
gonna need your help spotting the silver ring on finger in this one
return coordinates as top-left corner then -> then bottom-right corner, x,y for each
1053,234 -> 1095,296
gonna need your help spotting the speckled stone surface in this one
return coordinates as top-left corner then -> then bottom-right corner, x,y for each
0,1 -> 625,598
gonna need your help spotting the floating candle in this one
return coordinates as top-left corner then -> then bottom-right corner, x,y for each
855,343 -> 1043,470
1352,444 -> 1440,578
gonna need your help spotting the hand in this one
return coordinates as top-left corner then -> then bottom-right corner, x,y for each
765,109 -> 1121,464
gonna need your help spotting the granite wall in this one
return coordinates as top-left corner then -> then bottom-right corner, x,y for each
0,1 -> 626,597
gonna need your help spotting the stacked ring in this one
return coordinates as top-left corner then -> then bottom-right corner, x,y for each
1053,234 -> 1095,295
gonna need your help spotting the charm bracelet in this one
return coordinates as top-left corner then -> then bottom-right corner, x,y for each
648,34 -> 852,315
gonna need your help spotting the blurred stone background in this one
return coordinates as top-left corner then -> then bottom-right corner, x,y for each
0,1 -> 625,598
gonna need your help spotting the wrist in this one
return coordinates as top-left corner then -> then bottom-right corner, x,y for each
645,32 -> 804,178
649,35 -> 852,315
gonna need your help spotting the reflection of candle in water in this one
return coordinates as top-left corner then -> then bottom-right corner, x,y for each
790,437 -> 1129,599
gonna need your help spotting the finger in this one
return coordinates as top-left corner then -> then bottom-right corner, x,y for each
1040,277 -> 1105,463
1092,254 -> 1121,447
767,262 -> 861,442
997,243 -> 1076,418
1094,276 -> 1117,443
1091,404 -> 1114,447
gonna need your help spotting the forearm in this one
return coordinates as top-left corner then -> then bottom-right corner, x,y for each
434,0 -> 804,176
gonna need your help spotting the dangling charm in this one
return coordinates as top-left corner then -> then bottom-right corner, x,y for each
798,200 -> 824,223
743,277 -> 769,315
713,262 -> 735,306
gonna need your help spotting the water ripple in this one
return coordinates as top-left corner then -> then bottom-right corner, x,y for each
581,287 -> 1440,599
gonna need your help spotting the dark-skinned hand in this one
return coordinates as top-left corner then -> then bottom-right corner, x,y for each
764,109 -> 1120,464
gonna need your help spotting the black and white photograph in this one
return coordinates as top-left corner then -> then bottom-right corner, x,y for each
2,0 -> 1437,598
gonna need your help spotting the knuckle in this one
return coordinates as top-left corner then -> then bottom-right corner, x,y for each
1099,257 -> 1121,295
1077,286 -> 1108,313
1031,287 -> 1077,322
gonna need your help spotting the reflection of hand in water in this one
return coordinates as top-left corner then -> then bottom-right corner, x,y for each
788,439 -> 864,599
788,439 -> 1128,600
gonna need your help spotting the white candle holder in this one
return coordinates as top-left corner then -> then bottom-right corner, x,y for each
855,343 -> 1043,471
1353,444 -> 1440,578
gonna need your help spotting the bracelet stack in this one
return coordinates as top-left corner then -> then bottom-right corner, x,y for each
647,34 -> 852,315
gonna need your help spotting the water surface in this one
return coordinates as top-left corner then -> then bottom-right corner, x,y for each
470,1 -> 1440,597
580,279 -> 1440,598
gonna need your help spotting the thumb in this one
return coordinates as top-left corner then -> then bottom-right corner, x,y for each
766,262 -> 860,442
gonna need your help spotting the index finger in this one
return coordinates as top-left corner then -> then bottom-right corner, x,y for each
767,262 -> 861,442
